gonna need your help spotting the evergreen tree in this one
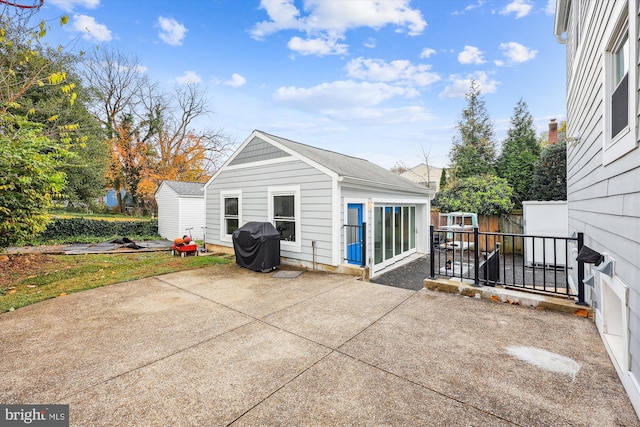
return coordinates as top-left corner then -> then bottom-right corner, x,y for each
496,99 -> 541,207
439,168 -> 447,189
449,80 -> 496,179
530,140 -> 567,201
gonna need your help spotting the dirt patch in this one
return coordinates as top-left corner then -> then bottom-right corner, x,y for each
0,254 -> 57,287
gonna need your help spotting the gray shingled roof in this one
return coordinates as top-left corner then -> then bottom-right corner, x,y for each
260,131 -> 431,194
162,180 -> 205,196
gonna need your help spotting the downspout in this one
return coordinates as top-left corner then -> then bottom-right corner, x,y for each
554,0 -> 569,44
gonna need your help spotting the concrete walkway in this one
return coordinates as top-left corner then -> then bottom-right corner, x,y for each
1,264 -> 638,426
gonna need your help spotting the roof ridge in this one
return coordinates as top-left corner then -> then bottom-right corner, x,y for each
257,130 -> 372,164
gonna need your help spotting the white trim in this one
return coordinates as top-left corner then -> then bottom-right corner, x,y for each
343,198 -> 369,267
268,185 -> 301,253
220,190 -> 242,243
602,1 -> 638,165
596,268 -> 640,417
332,178 -> 341,266
223,156 -> 298,171
370,203 -> 420,274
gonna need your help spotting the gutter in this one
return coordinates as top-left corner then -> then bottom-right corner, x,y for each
554,0 -> 570,44
339,176 -> 433,196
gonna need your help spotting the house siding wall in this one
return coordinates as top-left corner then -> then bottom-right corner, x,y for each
228,136 -> 291,166
565,0 -> 640,412
206,159 -> 334,266
156,186 -> 179,239
178,197 -> 205,240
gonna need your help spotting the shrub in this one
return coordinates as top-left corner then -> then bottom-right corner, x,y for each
36,218 -> 159,241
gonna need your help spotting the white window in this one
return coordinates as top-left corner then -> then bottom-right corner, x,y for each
603,4 -> 638,165
220,190 -> 241,241
268,186 -> 301,252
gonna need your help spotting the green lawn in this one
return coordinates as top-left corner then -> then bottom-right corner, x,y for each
0,252 -> 232,313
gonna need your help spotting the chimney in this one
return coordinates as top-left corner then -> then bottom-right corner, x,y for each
549,118 -> 558,144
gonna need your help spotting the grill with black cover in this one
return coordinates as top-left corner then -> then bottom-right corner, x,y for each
232,222 -> 281,271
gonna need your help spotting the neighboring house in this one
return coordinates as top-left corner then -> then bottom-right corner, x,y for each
155,180 -> 205,240
400,163 -> 443,192
555,0 -> 640,416
203,130 -> 434,276
101,189 -> 128,209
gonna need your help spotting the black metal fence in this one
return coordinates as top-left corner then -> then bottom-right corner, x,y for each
344,223 -> 367,267
429,225 -> 586,304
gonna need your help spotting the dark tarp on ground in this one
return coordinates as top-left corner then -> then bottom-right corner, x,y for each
232,222 -> 281,271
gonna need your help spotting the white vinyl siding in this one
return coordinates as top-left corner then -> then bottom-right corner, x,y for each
155,185 -> 178,240
562,0 -> 640,415
156,185 -> 205,240
178,197 -> 205,240
206,159 -> 334,265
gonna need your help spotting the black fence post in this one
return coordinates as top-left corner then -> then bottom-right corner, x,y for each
429,225 -> 435,279
361,223 -> 367,267
576,232 -> 587,306
473,227 -> 480,286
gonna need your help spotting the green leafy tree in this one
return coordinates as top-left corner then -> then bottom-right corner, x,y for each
0,5 -> 78,245
0,118 -> 69,246
529,140 -> 567,201
8,49 -> 109,207
496,99 -> 541,207
434,174 -> 514,216
449,80 -> 496,179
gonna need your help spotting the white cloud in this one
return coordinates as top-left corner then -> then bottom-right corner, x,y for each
158,16 -> 187,46
287,36 -> 348,56
274,80 -> 416,110
452,0 -> 485,15
346,57 -> 440,87
439,71 -> 498,98
544,0 -> 556,15
364,38 -> 376,48
176,71 -> 202,84
225,73 -> 247,88
458,45 -> 485,64
494,59 -> 505,67
499,41 -> 537,63
72,14 -> 111,42
321,106 -> 434,124
500,0 -> 532,19
420,48 -> 436,58
132,64 -> 148,74
48,0 -> 99,12
251,0 -> 426,55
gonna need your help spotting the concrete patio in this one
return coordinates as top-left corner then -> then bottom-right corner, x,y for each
1,263 -> 638,426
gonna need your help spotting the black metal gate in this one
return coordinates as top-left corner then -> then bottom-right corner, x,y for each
429,225 -> 586,304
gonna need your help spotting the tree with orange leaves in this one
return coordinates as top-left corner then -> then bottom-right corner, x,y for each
82,49 -> 234,214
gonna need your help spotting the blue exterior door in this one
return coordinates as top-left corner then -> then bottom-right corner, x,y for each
347,203 -> 363,265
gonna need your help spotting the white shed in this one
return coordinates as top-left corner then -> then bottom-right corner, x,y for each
155,181 -> 205,240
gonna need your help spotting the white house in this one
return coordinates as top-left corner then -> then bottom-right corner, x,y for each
203,130 -> 434,276
555,0 -> 640,416
155,180 -> 205,240
400,163 -> 443,192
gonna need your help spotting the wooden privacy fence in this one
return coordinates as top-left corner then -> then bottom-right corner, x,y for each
430,209 -> 524,254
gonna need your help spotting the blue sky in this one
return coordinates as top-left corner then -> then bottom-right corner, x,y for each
40,0 -> 565,169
